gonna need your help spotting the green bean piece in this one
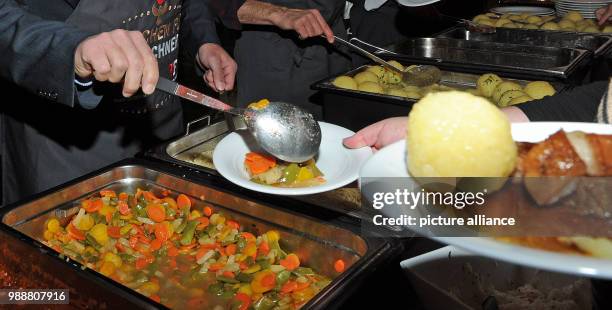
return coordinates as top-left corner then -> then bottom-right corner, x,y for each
293,267 -> 315,276
216,275 -> 240,284
275,270 -> 291,287
235,272 -> 254,283
180,220 -> 198,246
252,295 -> 278,310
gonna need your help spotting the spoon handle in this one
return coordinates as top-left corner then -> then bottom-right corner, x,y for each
156,77 -> 245,116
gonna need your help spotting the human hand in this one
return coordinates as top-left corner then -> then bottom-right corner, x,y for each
596,4 -> 612,26
197,43 -> 237,92
74,29 -> 158,97
270,8 -> 334,43
343,117 -> 408,151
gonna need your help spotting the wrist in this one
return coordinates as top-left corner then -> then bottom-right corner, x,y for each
267,6 -> 288,26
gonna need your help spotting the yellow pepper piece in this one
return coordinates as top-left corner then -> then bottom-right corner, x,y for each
190,210 -> 202,219
119,224 -> 133,236
98,205 -> 115,217
43,230 -> 54,241
99,261 -> 116,276
238,284 -> 253,296
90,223 -> 109,246
243,264 -> 262,274
46,218 -> 60,233
296,167 -> 314,182
76,214 -> 94,231
251,270 -> 276,294
266,230 -> 280,243
104,252 -> 122,268
248,99 -> 270,110
139,282 -> 160,296
210,214 -> 226,226
243,242 -> 257,258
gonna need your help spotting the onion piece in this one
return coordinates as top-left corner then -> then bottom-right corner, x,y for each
566,131 -> 601,176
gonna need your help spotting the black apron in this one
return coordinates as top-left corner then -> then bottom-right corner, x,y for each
233,0 -> 351,119
1,0 -> 183,205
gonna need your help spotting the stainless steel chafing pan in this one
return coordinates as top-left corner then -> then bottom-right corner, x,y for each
436,26 -> 612,58
0,159 -> 399,309
376,37 -> 592,80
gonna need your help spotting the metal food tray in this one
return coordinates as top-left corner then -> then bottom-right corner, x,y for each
312,64 -> 566,106
146,118 -> 364,219
375,37 -> 592,81
436,26 -> 612,58
0,159 -> 399,309
311,64 -> 567,131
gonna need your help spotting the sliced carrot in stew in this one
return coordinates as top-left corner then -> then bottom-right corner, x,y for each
146,204 -> 166,223
149,239 -> 162,251
203,206 -> 213,217
107,226 -> 121,239
99,190 -> 117,198
67,223 -> 85,241
334,259 -> 345,273
176,194 -> 191,210
280,253 -> 300,271
153,223 -> 170,242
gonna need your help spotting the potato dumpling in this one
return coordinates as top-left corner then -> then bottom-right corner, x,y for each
526,15 -> 542,24
492,81 -> 522,103
477,73 -> 503,98
405,91 -> 422,99
561,26 -> 576,31
582,26 -> 600,33
382,70 -> 402,84
508,95 -> 533,106
603,25 -> 612,33
498,90 -> 527,107
478,19 -> 495,27
407,91 -> 517,177
523,23 -> 539,30
332,76 -> 357,90
540,22 -> 560,31
358,81 -> 384,94
523,81 -> 556,99
565,11 -> 583,22
558,19 -> 575,29
495,18 -> 512,27
404,85 -> 421,93
366,65 -> 386,78
354,71 -> 379,84
508,14 -> 523,22
473,14 -> 488,22
387,88 -> 408,98
541,16 -> 556,23
519,13 -> 530,20
502,23 -> 519,29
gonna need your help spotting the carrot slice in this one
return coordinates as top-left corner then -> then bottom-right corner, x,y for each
177,194 -> 191,210
280,280 -> 298,293
167,245 -> 179,257
244,152 -> 276,174
280,253 -> 300,271
149,239 -> 162,251
83,199 -> 102,213
107,226 -> 121,239
143,191 -> 159,202
196,217 -> 210,230
118,192 -> 129,202
334,259 -> 345,273
67,223 -> 85,241
208,262 -> 225,272
258,241 -> 270,256
135,257 -> 151,270
150,295 -> 161,303
118,201 -> 130,215
146,204 -> 166,223
225,244 -> 237,256
99,190 -> 117,198
203,206 -> 213,217
222,271 -> 235,278
226,220 -> 240,230
153,223 -> 170,242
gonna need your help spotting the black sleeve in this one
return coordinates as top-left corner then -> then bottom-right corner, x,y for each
181,0 -> 221,59
518,80 -> 608,122
207,0 -> 246,30
0,0 -> 90,107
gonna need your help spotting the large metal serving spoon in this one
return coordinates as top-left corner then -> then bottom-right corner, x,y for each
156,78 -> 321,163
331,35 -> 442,87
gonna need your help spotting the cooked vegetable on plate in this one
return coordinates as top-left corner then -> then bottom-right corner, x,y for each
244,152 -> 325,188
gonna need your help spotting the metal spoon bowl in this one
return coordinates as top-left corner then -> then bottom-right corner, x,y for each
244,102 -> 321,163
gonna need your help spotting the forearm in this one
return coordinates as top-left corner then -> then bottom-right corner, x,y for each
236,0 -> 287,26
0,0 -> 90,107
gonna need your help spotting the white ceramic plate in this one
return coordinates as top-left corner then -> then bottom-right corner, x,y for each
213,122 -> 372,196
491,6 -> 556,16
360,122 -> 612,279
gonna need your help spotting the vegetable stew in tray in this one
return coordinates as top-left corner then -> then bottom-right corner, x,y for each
2,164 -> 372,310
